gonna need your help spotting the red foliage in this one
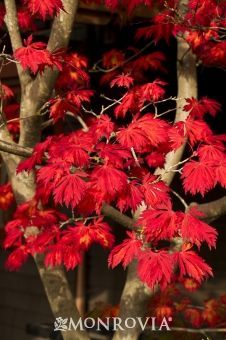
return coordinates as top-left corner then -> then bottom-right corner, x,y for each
23,0 -> 63,20
14,35 -> 61,74
0,183 -> 14,211
108,231 -> 142,268
1,0 -> 226,304
138,250 -> 173,289
181,160 -> 216,196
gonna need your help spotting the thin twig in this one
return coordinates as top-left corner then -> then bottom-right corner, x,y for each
171,189 -> 188,210
91,40 -> 154,73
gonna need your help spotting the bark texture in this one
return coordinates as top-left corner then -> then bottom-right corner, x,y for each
2,1 -> 90,340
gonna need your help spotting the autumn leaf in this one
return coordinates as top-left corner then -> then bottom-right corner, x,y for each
138,202 -> 180,242
23,0 -> 63,20
108,231 -> 142,269
181,207 -> 218,249
53,171 -> 88,208
14,35 -> 59,74
136,11 -> 174,44
183,97 -> 221,119
138,250 -> 173,289
181,160 -> 216,196
91,164 -> 127,201
173,249 -> 213,283
110,73 -> 134,88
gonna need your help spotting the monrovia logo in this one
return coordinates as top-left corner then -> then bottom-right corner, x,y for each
54,316 -> 172,332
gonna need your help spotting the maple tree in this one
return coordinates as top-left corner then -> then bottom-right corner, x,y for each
0,0 -> 225,339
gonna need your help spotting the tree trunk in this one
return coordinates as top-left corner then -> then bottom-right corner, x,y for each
113,262 -> 156,340
1,1 -> 90,339
113,5 -> 197,340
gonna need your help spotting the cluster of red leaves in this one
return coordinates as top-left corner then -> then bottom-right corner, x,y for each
2,0 -> 226,294
87,286 -> 226,331
0,0 -> 63,33
23,0 -> 63,20
135,0 -> 226,67
49,52 -> 92,122
3,199 -> 114,271
184,0 -> 226,67
100,50 -> 166,86
148,285 -> 226,330
4,35 -> 223,288
14,35 -> 63,74
10,84 -> 223,288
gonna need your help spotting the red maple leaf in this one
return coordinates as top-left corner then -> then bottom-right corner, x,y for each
202,299 -> 221,327
63,246 -> 82,270
108,231 -> 142,269
183,97 -> 221,119
96,143 -> 131,168
141,174 -> 170,207
185,117 -> 213,146
66,89 -> 94,107
114,89 -> 140,118
5,246 -> 29,271
102,49 -> 125,69
138,250 -> 173,289
181,207 -> 217,249
136,11 -> 174,44
3,220 -> 23,249
173,249 -> 213,283
91,164 -> 127,201
197,143 -> 225,162
44,244 -> 66,268
110,73 -> 134,88
89,114 -> 115,140
116,180 -> 144,212
17,8 -> 37,31
0,4 -> 5,30
135,114 -> 169,146
131,52 -> 166,73
64,218 -> 114,250
14,35 -> 58,74
168,122 -> 186,150
53,142 -> 90,168
138,202 -> 180,242
139,80 -> 166,104
146,151 -> 165,168
117,121 -> 149,152
117,114 -> 169,152
17,137 -> 52,173
49,97 -> 78,122
23,0 -> 63,20
53,171 -> 88,208
181,160 -> 216,196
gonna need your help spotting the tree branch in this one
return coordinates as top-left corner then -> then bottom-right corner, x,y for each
155,38 -> 197,185
0,138 -> 32,157
18,0 -> 79,148
1,2 -> 91,339
101,203 -> 135,229
34,254 -> 90,340
190,196 -> 226,223
4,0 -> 31,85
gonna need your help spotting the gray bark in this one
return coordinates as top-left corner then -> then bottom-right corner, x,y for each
2,1 -> 90,339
